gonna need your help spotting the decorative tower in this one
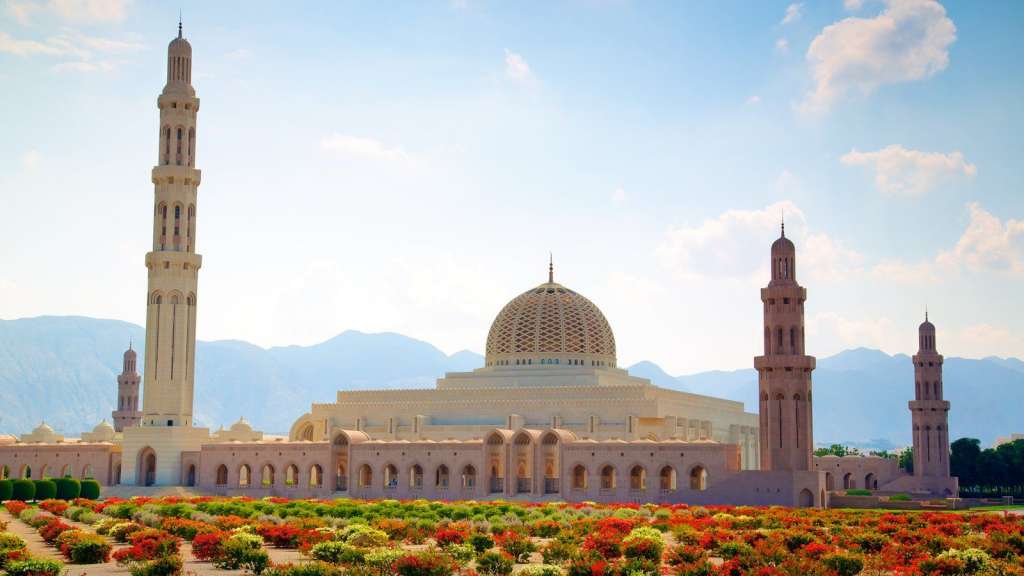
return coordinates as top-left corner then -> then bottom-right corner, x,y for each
910,312 -> 951,479
112,342 -> 142,431
121,22 -> 210,487
140,20 -> 202,429
754,223 -> 816,471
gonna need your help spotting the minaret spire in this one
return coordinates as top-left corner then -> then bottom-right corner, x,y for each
178,10 -> 182,38
781,209 -> 785,238
548,253 -> 554,283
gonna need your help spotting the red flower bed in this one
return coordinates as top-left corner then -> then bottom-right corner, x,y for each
4,501 -> 29,516
259,525 -> 305,548
191,531 -> 229,561
434,528 -> 466,547
112,529 -> 181,564
38,518 -> 73,544
38,500 -> 68,516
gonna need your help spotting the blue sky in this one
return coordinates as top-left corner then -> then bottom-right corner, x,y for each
1,0 -> 1023,373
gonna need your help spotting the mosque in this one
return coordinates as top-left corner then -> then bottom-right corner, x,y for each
0,27 -> 958,506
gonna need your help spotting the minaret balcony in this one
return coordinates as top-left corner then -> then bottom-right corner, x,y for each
754,355 -> 816,371
152,165 -> 201,185
146,250 -> 202,271
909,399 -> 950,411
760,285 -> 807,300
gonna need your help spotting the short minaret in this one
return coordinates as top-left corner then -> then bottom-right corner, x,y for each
754,223 -> 816,471
140,21 -> 202,429
910,312 -> 951,478
112,343 -> 142,431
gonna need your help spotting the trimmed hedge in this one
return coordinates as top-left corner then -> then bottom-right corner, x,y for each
80,479 -> 101,500
11,479 -> 35,501
0,479 -> 13,501
33,479 -> 57,501
55,477 -> 81,500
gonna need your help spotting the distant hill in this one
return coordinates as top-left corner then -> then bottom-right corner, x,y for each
0,316 -> 1020,448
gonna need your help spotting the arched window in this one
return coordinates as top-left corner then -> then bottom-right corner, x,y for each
409,464 -> 423,489
215,464 -> 228,486
309,464 -> 323,487
842,472 -> 853,489
600,465 -> 616,490
384,464 -> 398,489
764,327 -> 770,355
81,464 -> 93,479
285,464 -> 299,486
789,327 -> 797,353
776,327 -> 784,353
689,465 -> 707,491
261,464 -> 275,487
933,381 -> 940,398
436,464 -> 449,489
60,464 -> 72,477
0,465 -> 8,480
163,126 -> 170,164
175,127 -> 183,165
461,465 -> 476,489
188,127 -> 195,167
238,464 -> 251,487
21,465 -> 31,479
358,464 -> 373,488
572,465 -> 587,490
629,465 -> 646,491
659,466 -> 676,491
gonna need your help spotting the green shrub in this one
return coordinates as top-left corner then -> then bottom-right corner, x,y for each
445,543 -> 475,566
469,532 -> 495,555
622,526 -> 664,562
213,533 -> 270,574
476,551 -> 514,576
0,533 -> 28,570
342,524 -> 389,548
5,558 -> 64,576
936,548 -> 991,574
364,548 -> 404,575
0,479 -> 13,501
309,541 -> 364,565
79,479 -> 101,500
264,562 -> 342,576
11,479 -> 35,502
889,493 -> 911,502
54,477 -> 81,501
69,536 -> 113,564
128,554 -> 183,576
845,489 -> 871,496
33,480 -> 56,501
822,552 -> 864,576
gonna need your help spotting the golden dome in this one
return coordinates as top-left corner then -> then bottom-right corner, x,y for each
485,280 -> 616,367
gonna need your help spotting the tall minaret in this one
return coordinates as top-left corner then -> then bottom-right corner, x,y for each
140,21 -> 202,429
754,223 -> 816,471
112,343 -> 142,431
910,312 -> 951,478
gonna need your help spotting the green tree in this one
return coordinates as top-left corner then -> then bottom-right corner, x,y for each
950,438 -> 981,487
898,447 -> 914,474
814,444 -> 855,457
975,449 -> 1007,489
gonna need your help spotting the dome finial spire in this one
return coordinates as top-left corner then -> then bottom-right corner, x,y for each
925,304 -> 928,323
178,9 -> 182,38
548,252 -> 554,283
780,209 -> 785,238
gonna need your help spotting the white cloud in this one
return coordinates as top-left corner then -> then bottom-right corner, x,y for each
225,48 -> 250,61
844,0 -> 866,10
4,0 -> 131,24
0,30 -> 142,73
801,0 -> 956,113
320,133 -> 411,163
840,145 -> 976,196
657,201 -> 863,284
948,323 -> 1024,360
20,150 -> 42,170
611,188 -> 627,206
504,49 -> 531,82
936,203 -> 1024,274
775,37 -> 789,53
47,0 -> 131,23
807,311 -> 901,355
781,3 -> 802,25
746,95 -> 761,105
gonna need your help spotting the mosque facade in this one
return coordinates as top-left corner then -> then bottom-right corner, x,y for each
0,27 -> 956,505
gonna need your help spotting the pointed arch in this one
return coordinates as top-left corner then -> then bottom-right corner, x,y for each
215,464 -> 228,486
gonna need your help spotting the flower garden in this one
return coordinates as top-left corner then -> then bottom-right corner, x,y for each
1,495 -> 1023,576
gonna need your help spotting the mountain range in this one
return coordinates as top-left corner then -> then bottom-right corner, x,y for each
1,316 -> 1020,449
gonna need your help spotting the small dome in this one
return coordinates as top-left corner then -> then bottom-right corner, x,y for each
485,279 -> 616,366
33,421 -> 55,435
93,419 -> 115,433
230,417 -> 253,433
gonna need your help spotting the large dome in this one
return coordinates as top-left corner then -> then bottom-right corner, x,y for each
485,280 -> 616,368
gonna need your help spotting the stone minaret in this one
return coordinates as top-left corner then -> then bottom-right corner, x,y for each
754,223 -> 816,471
140,21 -> 202,429
112,343 -> 142,431
910,312 -> 951,478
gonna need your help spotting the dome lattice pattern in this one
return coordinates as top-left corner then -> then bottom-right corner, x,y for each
485,282 -> 616,364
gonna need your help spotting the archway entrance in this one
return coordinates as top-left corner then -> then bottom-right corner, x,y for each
137,447 -> 157,486
185,465 -> 196,487
799,488 -> 815,508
